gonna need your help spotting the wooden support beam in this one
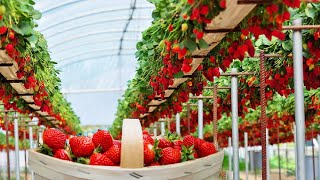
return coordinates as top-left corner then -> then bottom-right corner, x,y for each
189,96 -> 214,99
220,72 -> 255,76
282,24 -> 320,30
0,63 -> 13,67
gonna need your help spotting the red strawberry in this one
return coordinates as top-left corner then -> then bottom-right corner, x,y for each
158,139 -> 173,148
149,161 -> 160,166
193,150 -> 199,159
143,134 -> 154,145
113,140 -> 121,146
92,130 -> 113,152
104,144 -> 121,164
160,147 -> 181,165
5,43 -> 14,54
43,128 -> 66,153
70,136 -> 95,157
196,138 -> 206,149
90,153 -> 115,166
173,140 -> 183,146
198,142 -> 217,157
183,135 -> 196,148
174,145 -> 182,151
144,142 -> 155,165
53,149 -> 71,161
0,26 -> 7,34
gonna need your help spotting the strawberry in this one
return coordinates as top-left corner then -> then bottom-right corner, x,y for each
143,134 -> 154,145
0,26 -> 7,34
198,142 -> 217,157
89,153 -> 115,166
53,149 -> 71,161
92,130 -> 113,152
193,151 -> 199,159
173,140 -> 183,146
144,142 -> 155,165
160,147 -> 181,165
158,138 -> 173,148
149,161 -> 160,166
104,144 -> 121,164
196,138 -> 206,149
113,140 -> 121,146
70,136 -> 95,157
183,135 -> 196,148
42,128 -> 66,153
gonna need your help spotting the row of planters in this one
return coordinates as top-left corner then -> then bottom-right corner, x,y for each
0,0 -> 81,134
0,132 -> 30,151
168,59 -> 320,147
111,1 -> 320,146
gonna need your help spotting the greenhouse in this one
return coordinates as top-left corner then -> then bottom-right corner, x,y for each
0,0 -> 319,179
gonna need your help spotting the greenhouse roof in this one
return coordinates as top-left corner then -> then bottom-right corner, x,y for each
34,0 -> 154,125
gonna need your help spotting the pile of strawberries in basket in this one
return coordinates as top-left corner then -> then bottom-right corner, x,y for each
40,128 -> 217,166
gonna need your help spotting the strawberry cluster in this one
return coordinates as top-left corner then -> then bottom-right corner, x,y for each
40,128 -> 217,167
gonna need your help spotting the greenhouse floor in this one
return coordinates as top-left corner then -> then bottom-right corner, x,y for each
239,171 -> 295,180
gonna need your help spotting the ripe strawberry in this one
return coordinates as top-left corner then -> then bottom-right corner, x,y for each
89,153 -> 115,166
173,145 -> 182,151
198,142 -> 217,157
69,136 -> 95,157
104,144 -> 121,164
160,147 -> 181,165
5,43 -> 14,54
113,140 -> 121,146
183,135 -> 196,148
53,149 -> 71,161
43,128 -> 66,153
144,142 -> 155,165
173,140 -> 183,146
92,130 -> 113,152
149,161 -> 160,166
158,138 -> 173,148
193,150 -> 199,159
143,134 -> 154,145
196,138 -> 206,149
0,26 -> 7,34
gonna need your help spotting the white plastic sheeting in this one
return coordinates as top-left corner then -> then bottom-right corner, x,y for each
34,0 -> 154,125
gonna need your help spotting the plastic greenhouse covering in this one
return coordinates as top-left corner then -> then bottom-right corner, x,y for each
34,0 -> 154,125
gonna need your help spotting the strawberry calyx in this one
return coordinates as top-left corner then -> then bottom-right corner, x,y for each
153,139 -> 162,162
181,145 -> 196,162
77,157 -> 90,164
39,143 -> 54,156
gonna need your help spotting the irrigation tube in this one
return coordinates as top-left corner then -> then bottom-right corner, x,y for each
293,18 -> 306,180
231,68 -> 239,180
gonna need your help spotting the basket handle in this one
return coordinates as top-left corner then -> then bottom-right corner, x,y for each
120,119 -> 144,168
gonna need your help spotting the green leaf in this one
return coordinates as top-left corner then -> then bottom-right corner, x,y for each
282,40 -> 293,51
32,10 -> 42,20
173,71 -> 184,78
183,38 -> 197,52
19,22 -> 33,35
27,34 -> 38,48
12,24 -> 24,35
198,39 -> 209,49
305,7 -> 315,18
